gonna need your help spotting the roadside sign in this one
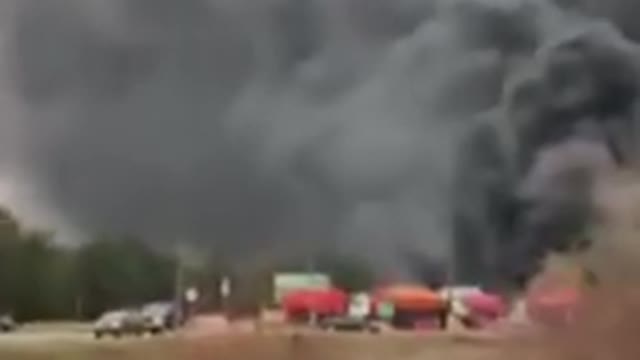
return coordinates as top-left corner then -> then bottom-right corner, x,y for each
220,277 -> 231,298
273,273 -> 331,304
185,287 -> 199,303
377,301 -> 395,320
349,293 -> 371,318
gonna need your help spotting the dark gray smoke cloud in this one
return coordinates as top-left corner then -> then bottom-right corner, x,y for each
1,0 -> 639,284
453,8 -> 640,288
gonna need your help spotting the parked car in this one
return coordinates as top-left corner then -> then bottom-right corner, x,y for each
141,302 -> 181,334
318,316 -> 381,333
94,309 -> 146,339
0,314 -> 16,333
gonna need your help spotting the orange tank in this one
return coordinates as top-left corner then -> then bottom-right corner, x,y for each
374,284 -> 445,312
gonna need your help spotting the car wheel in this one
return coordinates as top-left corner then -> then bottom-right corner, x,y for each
94,332 -> 103,339
112,331 -> 122,339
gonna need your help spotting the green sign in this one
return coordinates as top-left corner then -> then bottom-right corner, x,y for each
273,273 -> 331,304
377,301 -> 395,320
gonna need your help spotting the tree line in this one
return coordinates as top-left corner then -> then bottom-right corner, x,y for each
0,208 -> 181,320
0,208 -> 375,321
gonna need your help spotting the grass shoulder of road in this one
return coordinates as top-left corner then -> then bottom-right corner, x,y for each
19,321 -> 93,333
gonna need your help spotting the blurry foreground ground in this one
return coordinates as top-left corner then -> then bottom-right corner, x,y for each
6,291 -> 640,360
0,332 -> 513,360
0,315 -> 522,360
2,299 -> 640,360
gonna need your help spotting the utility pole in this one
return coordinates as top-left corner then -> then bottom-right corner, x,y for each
173,242 -> 185,329
442,247 -> 457,331
306,256 -> 315,274
306,251 -> 318,327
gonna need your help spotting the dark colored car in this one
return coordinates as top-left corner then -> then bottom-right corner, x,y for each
141,302 -> 182,334
94,310 -> 146,339
318,316 -> 381,333
0,314 -> 16,333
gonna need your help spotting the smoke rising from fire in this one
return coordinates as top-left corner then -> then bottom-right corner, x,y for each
0,0 -> 639,283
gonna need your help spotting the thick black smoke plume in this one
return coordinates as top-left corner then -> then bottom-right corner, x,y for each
0,0 -> 639,284
453,3 -> 640,288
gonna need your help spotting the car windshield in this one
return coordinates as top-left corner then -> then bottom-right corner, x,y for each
99,311 -> 127,322
142,303 -> 172,315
